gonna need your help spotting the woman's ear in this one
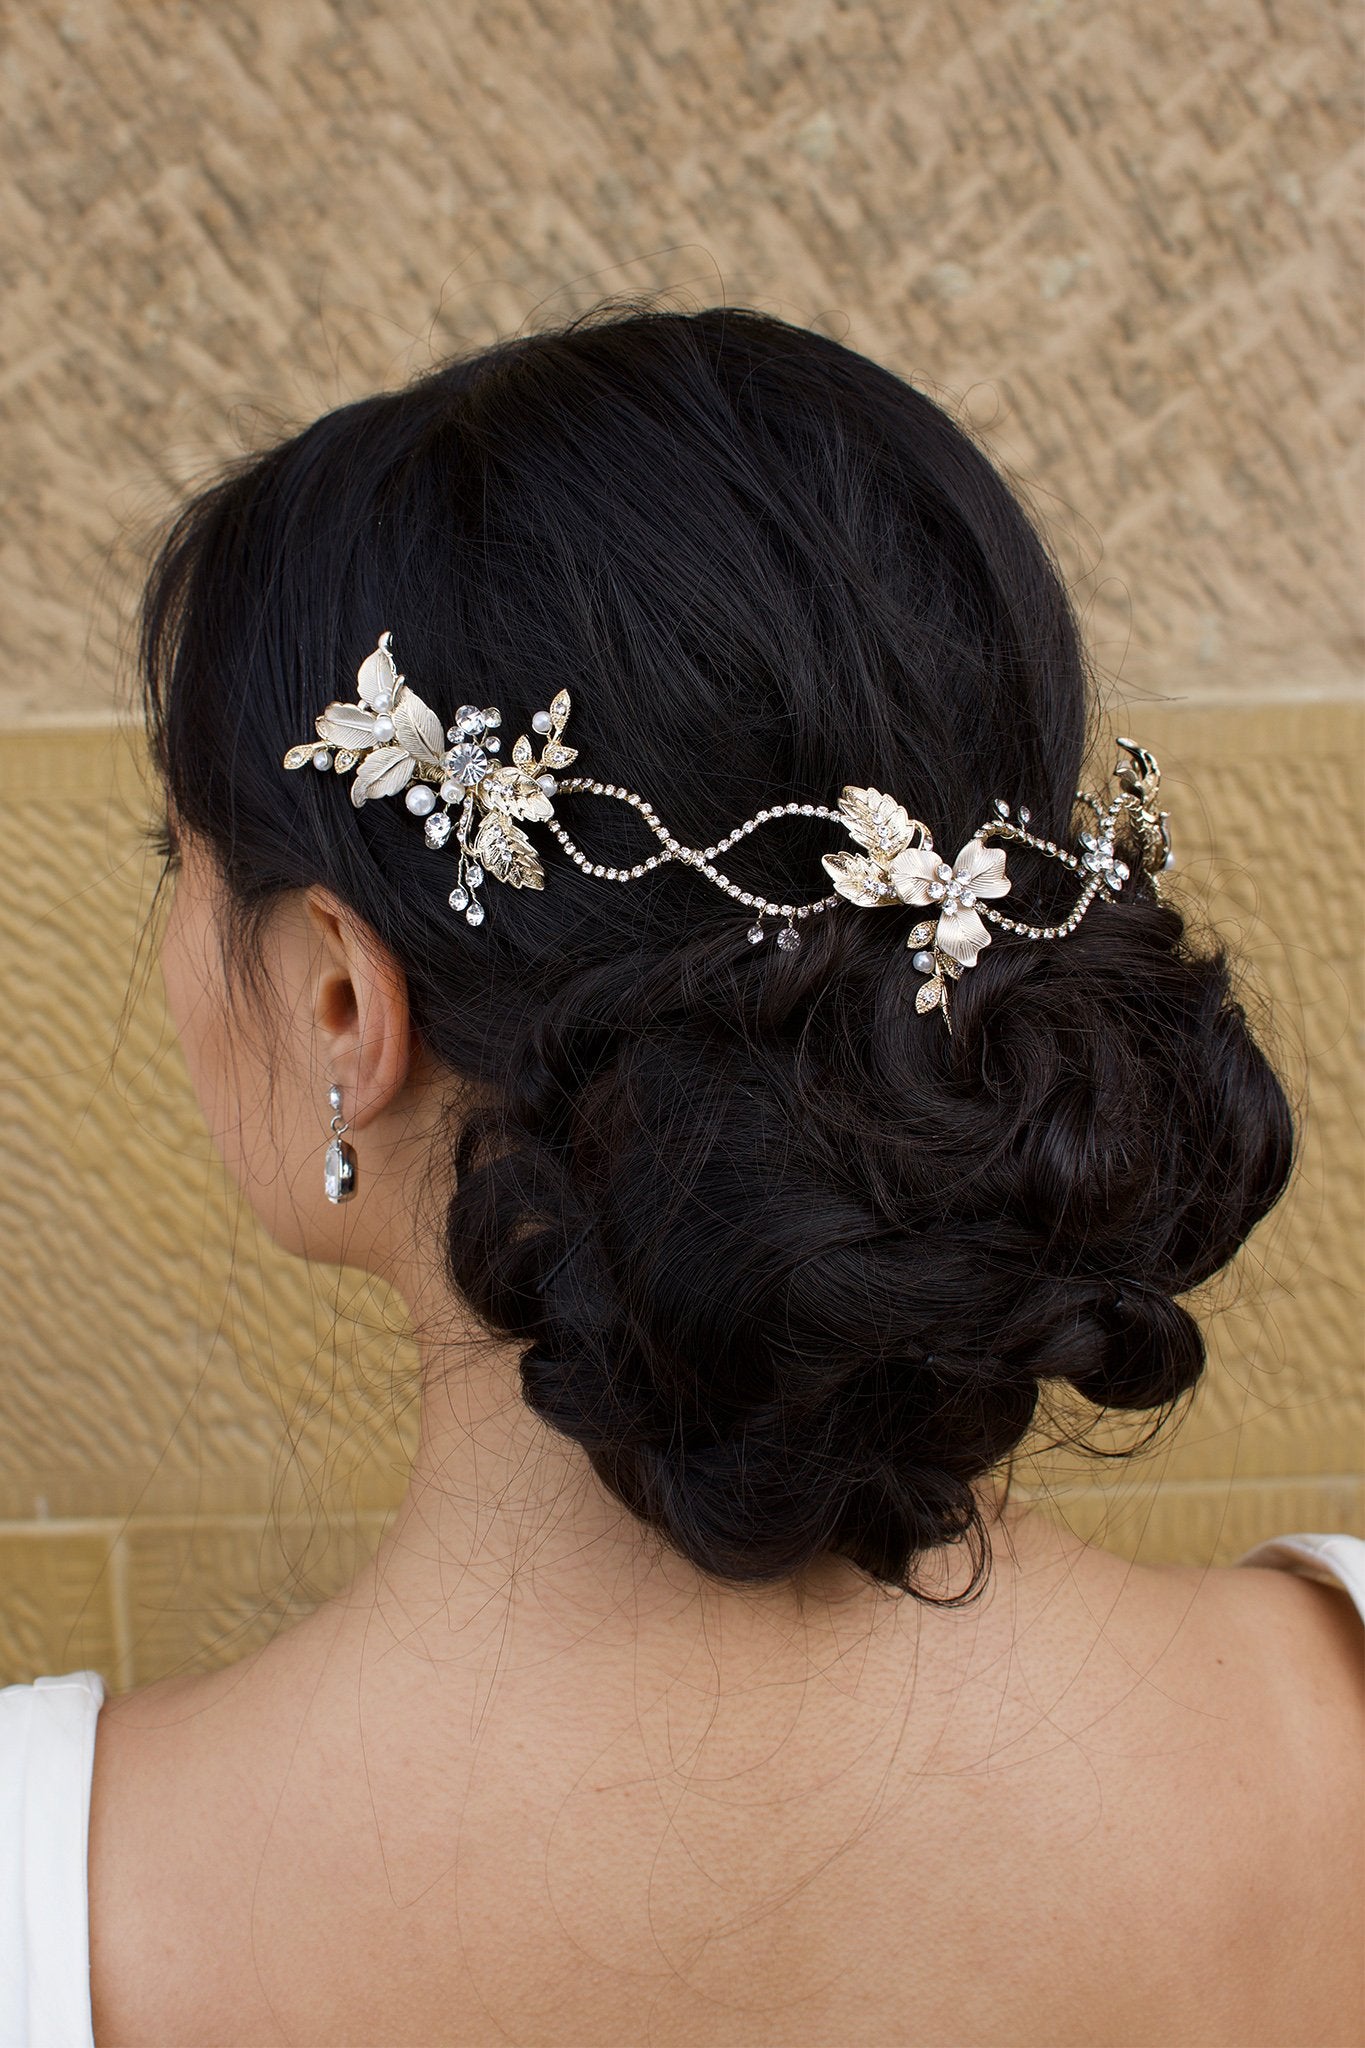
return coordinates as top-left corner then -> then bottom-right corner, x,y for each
303,887 -> 414,1130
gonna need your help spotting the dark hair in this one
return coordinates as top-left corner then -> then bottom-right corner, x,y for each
139,298 -> 1295,1599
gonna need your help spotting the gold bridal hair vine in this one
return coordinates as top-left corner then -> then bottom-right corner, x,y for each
285,631 -> 1174,1028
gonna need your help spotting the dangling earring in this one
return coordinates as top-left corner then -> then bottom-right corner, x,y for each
324,1083 -> 357,1204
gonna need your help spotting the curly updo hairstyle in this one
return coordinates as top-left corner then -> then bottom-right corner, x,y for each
140,299 -> 1295,1599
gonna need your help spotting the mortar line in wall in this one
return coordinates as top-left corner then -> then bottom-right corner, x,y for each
0,1510 -> 399,1537
0,1481 -> 1357,1542
1009,1470 -> 1363,1501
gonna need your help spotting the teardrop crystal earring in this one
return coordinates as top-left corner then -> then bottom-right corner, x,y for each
323,1083 -> 357,1204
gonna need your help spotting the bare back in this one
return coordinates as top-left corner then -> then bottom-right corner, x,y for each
88,1521 -> 1364,2048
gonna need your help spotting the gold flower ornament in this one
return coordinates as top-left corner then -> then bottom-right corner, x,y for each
285,631 -> 577,925
822,786 -> 1012,1016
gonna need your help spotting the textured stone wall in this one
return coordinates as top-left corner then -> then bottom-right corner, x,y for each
1,0 -> 1359,1684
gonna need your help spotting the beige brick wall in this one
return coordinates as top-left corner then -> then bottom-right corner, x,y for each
1,0 -> 1360,1685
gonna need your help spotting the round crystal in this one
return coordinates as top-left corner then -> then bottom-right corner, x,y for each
531,710 -> 553,734
448,885 -> 469,911
994,798 -> 1010,816
928,880 -> 945,900
482,708 -> 501,728
1018,806 -> 1031,823
911,949 -> 935,974
485,735 -> 500,752
466,861 -> 484,887
372,714 -> 396,744
747,923 -> 765,945
454,704 -> 479,726
776,927 -> 801,952
424,813 -> 452,848
405,783 -> 437,815
465,901 -> 485,927
444,743 -> 490,788
937,862 -> 953,881
960,888 -> 976,907
312,748 -> 331,771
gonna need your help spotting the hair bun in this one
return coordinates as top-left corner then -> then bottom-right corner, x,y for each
1058,1283 -> 1206,1412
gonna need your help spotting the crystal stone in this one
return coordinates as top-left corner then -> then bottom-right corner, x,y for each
444,743 -> 490,788
465,900 -> 486,926
405,783 -> 437,816
466,861 -> 484,887
424,813 -> 452,848
448,884 -> 469,911
776,927 -> 801,952
747,924 -> 765,945
323,1136 -> 356,1204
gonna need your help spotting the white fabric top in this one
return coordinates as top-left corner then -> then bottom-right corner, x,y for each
2,1532 -> 1362,2047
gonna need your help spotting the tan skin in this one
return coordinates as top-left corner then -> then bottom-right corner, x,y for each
88,832 -> 1363,2048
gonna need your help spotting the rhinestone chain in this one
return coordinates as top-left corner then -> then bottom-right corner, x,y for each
546,779 -> 845,931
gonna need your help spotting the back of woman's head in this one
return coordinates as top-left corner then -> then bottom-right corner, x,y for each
140,299 -> 1296,1599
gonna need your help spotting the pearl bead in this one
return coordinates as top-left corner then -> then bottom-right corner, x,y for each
912,949 -> 935,974
537,774 -> 556,796
405,783 -> 437,815
531,710 -> 553,734
312,749 -> 331,771
372,714 -> 396,743
373,691 -> 393,714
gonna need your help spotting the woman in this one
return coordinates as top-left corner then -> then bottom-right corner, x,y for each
3,302 -> 1360,2046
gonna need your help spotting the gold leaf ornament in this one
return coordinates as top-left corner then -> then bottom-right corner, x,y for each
284,743 -> 320,771
316,702 -> 377,749
835,786 -> 920,862
350,745 -> 416,807
473,811 -> 545,889
392,689 -> 445,765
915,975 -> 946,1015
481,765 -> 555,822
822,850 -> 896,908
355,640 -> 399,707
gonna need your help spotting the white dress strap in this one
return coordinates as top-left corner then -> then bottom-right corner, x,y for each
0,1670 -> 105,2048
1235,1530 -> 1365,1619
